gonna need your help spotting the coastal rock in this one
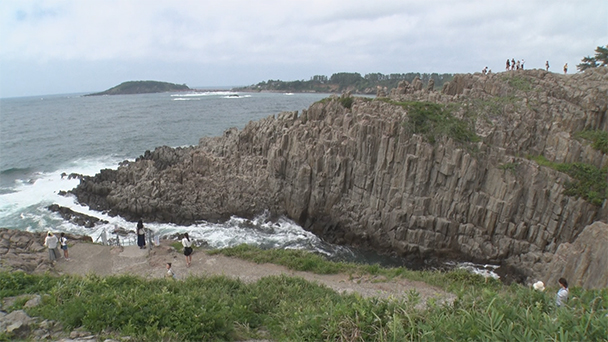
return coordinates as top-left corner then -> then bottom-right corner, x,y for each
70,68 -> 608,287
47,204 -> 109,228
542,221 -> 608,289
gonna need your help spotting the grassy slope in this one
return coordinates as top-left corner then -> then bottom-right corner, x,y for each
1,246 -> 606,341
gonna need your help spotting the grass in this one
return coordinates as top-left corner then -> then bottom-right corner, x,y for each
210,244 -> 498,291
505,75 -> 534,92
378,100 -> 479,144
1,252 -> 607,341
498,162 -> 518,174
575,130 -> 608,154
527,155 -> 608,206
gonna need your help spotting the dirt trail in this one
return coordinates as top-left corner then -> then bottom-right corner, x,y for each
56,241 -> 455,305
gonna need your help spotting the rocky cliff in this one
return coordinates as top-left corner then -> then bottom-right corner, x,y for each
70,68 -> 608,287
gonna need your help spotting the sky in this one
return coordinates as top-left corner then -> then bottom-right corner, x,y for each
0,0 -> 607,98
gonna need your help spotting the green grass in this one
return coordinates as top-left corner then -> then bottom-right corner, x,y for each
1,263 -> 607,341
378,100 -> 479,144
528,155 -> 608,206
575,130 -> 608,154
505,75 -> 534,92
498,162 -> 518,173
339,96 -> 354,109
211,244 -> 501,291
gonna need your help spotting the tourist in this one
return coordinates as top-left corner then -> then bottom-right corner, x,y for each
506,59 -> 510,71
166,262 -> 176,279
563,63 -> 568,74
482,66 -> 488,75
545,61 -> 550,71
182,233 -> 193,267
511,58 -> 516,70
44,231 -> 59,262
521,59 -> 525,69
60,232 -> 69,260
556,278 -> 569,307
137,219 -> 146,249
516,60 -> 521,70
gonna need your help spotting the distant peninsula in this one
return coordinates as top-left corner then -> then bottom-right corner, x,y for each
86,80 -> 190,96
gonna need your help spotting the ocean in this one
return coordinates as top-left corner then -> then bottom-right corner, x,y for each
0,90 -> 499,275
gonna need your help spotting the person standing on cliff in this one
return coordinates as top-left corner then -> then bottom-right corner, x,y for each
44,231 -> 59,262
182,233 -> 193,267
546,61 -> 550,71
556,278 -> 569,307
506,59 -> 510,71
60,232 -> 69,260
563,63 -> 568,74
137,219 -> 146,249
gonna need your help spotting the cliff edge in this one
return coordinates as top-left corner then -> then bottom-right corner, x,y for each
70,68 -> 608,288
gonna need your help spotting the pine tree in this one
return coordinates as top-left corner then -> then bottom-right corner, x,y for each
577,45 -> 607,71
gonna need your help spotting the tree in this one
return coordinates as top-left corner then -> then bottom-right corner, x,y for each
577,45 -> 608,71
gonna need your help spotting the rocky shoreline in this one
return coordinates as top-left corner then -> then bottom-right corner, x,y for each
67,68 -> 608,288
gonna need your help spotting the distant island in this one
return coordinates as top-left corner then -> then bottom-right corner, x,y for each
86,80 -> 190,96
234,72 -> 454,94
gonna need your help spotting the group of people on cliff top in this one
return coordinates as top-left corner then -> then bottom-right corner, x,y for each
481,59 -> 568,75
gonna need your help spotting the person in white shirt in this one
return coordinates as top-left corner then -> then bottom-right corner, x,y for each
166,263 -> 176,280
182,233 -> 193,267
44,231 -> 59,261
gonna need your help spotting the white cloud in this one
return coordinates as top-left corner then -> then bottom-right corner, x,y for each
0,0 -> 606,97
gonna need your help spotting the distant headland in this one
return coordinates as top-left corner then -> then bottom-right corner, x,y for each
86,80 -> 190,96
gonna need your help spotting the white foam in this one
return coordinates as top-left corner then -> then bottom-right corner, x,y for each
171,91 -> 239,97
0,156 -> 123,222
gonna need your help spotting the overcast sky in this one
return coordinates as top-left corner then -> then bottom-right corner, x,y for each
1,0 -> 606,98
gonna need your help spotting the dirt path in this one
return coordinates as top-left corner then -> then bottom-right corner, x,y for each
55,241 -> 455,305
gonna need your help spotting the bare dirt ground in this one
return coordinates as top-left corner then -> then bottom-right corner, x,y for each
55,240 -> 455,306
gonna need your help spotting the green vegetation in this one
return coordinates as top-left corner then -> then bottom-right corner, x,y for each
577,45 -> 608,72
237,72 -> 453,94
87,80 -> 190,96
379,100 -> 479,144
575,130 -> 608,154
505,75 -> 534,92
2,249 -> 607,341
527,155 -> 608,206
498,162 -> 518,173
339,96 -> 354,109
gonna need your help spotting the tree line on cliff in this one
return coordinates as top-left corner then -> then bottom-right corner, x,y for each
235,72 -> 454,94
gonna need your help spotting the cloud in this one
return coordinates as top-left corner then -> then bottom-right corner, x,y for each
0,0 -> 606,97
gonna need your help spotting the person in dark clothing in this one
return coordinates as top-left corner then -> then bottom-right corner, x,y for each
137,219 -> 146,249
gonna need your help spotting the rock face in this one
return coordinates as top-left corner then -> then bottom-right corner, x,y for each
70,68 -> 608,287
542,221 -> 608,289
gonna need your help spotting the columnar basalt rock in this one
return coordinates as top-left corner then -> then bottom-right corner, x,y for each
69,68 -> 608,287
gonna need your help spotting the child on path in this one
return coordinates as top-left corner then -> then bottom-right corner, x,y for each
166,263 -> 176,279
60,232 -> 70,260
